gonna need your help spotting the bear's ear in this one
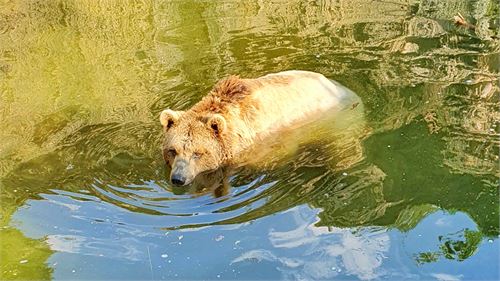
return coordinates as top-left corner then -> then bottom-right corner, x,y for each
207,114 -> 226,136
160,109 -> 182,129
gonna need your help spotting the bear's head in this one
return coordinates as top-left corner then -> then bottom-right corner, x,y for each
160,109 -> 227,186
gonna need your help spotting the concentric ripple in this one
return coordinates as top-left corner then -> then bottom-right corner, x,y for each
6,98 -> 370,231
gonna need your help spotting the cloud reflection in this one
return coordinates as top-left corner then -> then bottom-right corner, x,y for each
431,273 -> 463,281
46,234 -> 145,261
233,206 -> 390,280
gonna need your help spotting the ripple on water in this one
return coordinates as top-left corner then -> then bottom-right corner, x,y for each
12,97 -> 370,232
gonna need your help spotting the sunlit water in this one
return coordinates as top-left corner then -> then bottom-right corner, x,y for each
1,1 -> 499,280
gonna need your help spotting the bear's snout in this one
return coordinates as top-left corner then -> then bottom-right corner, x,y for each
171,173 -> 187,186
170,158 -> 194,186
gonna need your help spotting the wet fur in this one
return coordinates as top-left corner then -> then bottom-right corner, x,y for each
161,70 -> 353,185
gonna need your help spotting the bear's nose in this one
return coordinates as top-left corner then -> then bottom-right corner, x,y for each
171,174 -> 186,186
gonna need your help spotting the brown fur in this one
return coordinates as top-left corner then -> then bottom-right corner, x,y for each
192,75 -> 251,114
160,70 -> 349,186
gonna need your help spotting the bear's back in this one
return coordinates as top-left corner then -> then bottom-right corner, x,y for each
243,70 -> 358,135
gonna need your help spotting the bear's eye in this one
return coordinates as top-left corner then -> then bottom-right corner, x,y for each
167,149 -> 177,157
193,152 -> 203,159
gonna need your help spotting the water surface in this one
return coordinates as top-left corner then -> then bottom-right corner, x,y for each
0,0 -> 499,280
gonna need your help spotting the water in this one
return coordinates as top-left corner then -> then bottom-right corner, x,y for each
0,0 -> 499,280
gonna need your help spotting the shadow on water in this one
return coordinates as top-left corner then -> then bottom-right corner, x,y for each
0,0 -> 499,279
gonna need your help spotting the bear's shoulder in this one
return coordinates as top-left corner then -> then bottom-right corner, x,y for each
192,76 -> 251,114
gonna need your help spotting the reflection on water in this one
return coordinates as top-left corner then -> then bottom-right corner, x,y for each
0,0 -> 499,280
233,206 -> 391,280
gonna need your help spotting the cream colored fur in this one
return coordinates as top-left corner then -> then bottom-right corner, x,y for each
160,70 -> 363,186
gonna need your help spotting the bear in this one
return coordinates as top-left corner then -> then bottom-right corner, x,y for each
160,70 -> 362,187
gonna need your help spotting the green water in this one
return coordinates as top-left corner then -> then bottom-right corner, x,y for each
1,0 -> 499,280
